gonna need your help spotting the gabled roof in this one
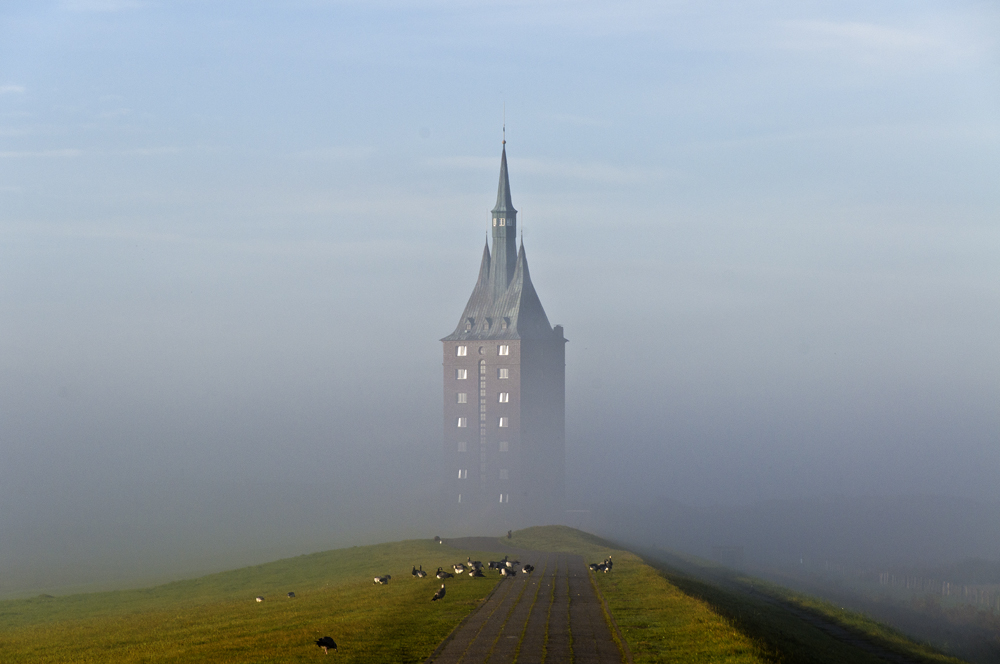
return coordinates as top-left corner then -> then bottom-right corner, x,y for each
443,242 -> 555,341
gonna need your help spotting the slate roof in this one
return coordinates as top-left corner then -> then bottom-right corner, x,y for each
442,147 -> 559,342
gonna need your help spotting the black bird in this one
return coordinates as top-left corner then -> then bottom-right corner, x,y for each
416,565 -> 428,578
315,636 -> 337,654
432,583 -> 446,601
521,564 -> 534,574
287,591 -> 296,598
469,568 -> 486,577
436,567 -> 453,579
411,565 -> 419,578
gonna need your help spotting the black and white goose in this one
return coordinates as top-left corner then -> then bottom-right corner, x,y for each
431,583 -> 446,601
373,575 -> 391,585
436,567 -> 453,579
415,565 -> 428,578
315,636 -> 337,654
521,564 -> 534,574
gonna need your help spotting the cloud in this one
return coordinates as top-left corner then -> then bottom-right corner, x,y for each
61,0 -> 149,11
776,18 -> 983,66
0,85 -> 25,95
119,147 -> 181,156
426,155 -> 671,184
293,146 -> 375,161
99,108 -> 132,119
0,149 -> 82,158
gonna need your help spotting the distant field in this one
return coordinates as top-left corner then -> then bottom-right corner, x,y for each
0,527 -> 971,663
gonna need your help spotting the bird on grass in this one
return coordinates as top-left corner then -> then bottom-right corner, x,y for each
374,575 -> 391,585
432,584 -> 446,601
521,564 -> 534,574
436,567 -> 453,579
287,591 -> 296,598
415,565 -> 427,578
315,636 -> 338,654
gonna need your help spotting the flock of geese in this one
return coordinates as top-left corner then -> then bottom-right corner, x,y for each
262,545 -> 614,655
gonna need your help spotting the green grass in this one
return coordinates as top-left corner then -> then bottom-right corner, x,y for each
0,539 -> 505,663
510,526 -> 773,663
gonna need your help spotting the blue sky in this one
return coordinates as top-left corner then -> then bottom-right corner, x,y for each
1,0 -> 998,522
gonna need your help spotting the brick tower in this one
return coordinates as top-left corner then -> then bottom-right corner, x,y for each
441,141 -> 566,527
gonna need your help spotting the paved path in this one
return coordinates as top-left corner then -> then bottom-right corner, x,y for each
427,539 -> 624,664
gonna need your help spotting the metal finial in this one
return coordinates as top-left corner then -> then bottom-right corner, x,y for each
502,102 -> 506,145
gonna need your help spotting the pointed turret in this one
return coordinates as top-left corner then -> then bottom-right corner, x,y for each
492,145 -> 515,216
489,144 -> 518,298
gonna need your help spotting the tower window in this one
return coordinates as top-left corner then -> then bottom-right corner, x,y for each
457,393 -> 467,403
499,441 -> 509,452
498,345 -> 509,356
498,417 -> 509,428
458,494 -> 462,503
458,469 -> 467,479
500,218 -> 505,226
456,369 -> 468,380
499,469 -> 509,480
479,360 -> 486,375
456,346 -> 467,357
458,441 -> 467,452
498,368 -> 509,379
457,418 -> 467,428
465,318 -> 474,331
498,392 -> 509,403
493,217 -> 497,226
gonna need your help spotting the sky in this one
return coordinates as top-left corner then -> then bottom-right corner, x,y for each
0,0 -> 998,587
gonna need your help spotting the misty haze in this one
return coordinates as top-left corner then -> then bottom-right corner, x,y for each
1,1 -> 998,661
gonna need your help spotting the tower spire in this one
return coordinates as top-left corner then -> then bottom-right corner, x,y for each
489,137 -> 517,296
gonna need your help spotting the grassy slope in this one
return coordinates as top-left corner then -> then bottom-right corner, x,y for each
0,539 -> 504,663
509,526 -> 966,664
0,527 -> 971,664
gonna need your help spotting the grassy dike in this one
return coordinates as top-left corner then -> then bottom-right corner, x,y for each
0,526 -> 971,663
509,526 -> 966,664
0,539 -> 504,663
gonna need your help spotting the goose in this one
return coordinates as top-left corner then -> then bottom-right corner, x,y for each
374,575 -> 391,585
467,557 -> 483,569
436,567 -> 453,579
287,592 -> 296,598
431,584 -> 446,601
411,565 -> 420,578
469,568 -> 486,577
521,564 -> 534,574
315,636 -> 338,654
255,596 -> 265,603
500,567 -> 516,577
416,565 -> 428,578
453,563 -> 467,574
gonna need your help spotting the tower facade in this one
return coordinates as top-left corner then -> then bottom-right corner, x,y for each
441,143 -> 566,527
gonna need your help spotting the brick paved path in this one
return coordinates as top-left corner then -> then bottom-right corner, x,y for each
427,539 -> 623,664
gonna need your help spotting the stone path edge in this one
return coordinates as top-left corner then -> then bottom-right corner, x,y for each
588,571 -> 633,664
423,573 -> 508,664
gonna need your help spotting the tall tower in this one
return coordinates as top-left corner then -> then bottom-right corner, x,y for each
441,142 -> 566,528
